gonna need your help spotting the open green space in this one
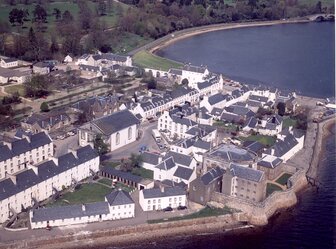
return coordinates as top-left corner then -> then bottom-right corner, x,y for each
239,134 -> 276,147
4,84 -> 26,96
132,167 -> 153,179
282,117 -> 298,129
214,121 -> 239,131
266,183 -> 283,197
48,183 -> 111,207
133,51 -> 182,71
275,173 -> 292,186
107,32 -> 153,54
148,206 -> 234,224
114,182 -> 134,193
98,178 -> 112,186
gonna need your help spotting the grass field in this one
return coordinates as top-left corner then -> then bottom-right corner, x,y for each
275,173 -> 292,186
49,183 -> 111,207
114,182 -> 134,193
282,117 -> 298,129
132,167 -> 153,179
133,51 -> 182,71
4,84 -> 26,96
148,206 -> 234,224
98,178 -> 112,186
107,32 -> 153,54
240,134 -> 276,147
266,183 -> 283,197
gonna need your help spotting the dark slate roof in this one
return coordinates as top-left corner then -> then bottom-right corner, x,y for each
200,166 -> 225,185
101,167 -> 143,183
197,81 -> 212,90
265,134 -> 298,157
92,110 -> 140,136
156,157 -> 176,171
171,116 -> 197,127
249,95 -> 268,103
142,186 -> 186,199
245,117 -> 258,129
164,151 -> 193,167
221,112 -> 240,123
2,57 -> 17,63
92,53 -> 128,63
208,93 -> 226,105
211,107 -> 223,116
173,166 -> 194,180
243,141 -> 265,154
208,144 -> 256,162
224,105 -> 254,117
182,65 -> 206,74
257,156 -> 283,169
141,152 -> 161,165
160,179 -> 187,189
105,189 -> 134,206
193,139 -> 211,150
31,202 -> 109,222
0,145 -> 12,162
230,164 -> 264,182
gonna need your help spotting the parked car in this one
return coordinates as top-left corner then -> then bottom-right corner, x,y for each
163,206 -> 173,212
177,205 -> 187,210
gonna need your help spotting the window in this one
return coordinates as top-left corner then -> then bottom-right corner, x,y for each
169,198 -> 172,202
148,200 -> 151,204
158,199 -> 161,203
116,132 -> 120,145
128,127 -> 132,140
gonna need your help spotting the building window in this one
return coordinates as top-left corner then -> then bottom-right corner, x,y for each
116,132 -> 120,145
128,127 -> 132,140
148,200 -> 151,204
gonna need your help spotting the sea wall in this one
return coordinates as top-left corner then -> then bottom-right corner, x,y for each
211,169 -> 308,226
0,214 -> 243,249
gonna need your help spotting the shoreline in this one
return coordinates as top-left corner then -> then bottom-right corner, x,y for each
148,19 -> 311,55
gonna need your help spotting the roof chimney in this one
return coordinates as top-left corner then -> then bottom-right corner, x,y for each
6,172 -> 17,185
159,185 -> 165,193
52,157 -> 58,166
22,134 -> 31,143
82,204 -> 86,212
3,141 -> 12,150
68,148 -> 78,159
28,164 -> 39,176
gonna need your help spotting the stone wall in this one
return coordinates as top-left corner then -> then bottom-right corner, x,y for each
211,169 -> 308,226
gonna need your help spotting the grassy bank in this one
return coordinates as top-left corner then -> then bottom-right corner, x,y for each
239,134 -> 276,147
133,51 -> 182,71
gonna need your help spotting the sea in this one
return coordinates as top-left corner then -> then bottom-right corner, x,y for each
157,22 -> 335,99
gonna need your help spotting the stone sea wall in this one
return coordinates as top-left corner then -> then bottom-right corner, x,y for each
211,169 -> 308,226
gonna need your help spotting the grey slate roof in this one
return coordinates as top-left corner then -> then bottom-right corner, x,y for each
156,157 -> 176,171
257,157 -> 283,169
193,139 -> 211,150
265,134 -> 298,157
31,202 -> 109,222
208,93 -> 226,105
171,116 -> 197,127
105,189 -> 134,206
211,107 -> 223,116
141,152 -> 161,165
2,57 -> 17,63
197,81 -> 212,90
245,117 -> 258,129
243,141 -> 265,154
249,95 -> 268,103
208,144 -> 256,162
182,65 -> 206,74
229,164 -> 264,182
101,167 -> 143,183
173,166 -> 193,180
142,186 -> 186,199
168,68 -> 183,76
200,166 -> 225,185
164,151 -> 193,167
91,110 -> 139,136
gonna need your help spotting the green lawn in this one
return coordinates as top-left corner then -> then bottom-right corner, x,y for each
282,117 -> 297,129
240,135 -> 276,147
4,84 -> 26,96
107,32 -> 153,54
98,178 -> 112,186
275,173 -> 292,186
48,183 -> 111,207
148,206 -> 234,224
132,167 -> 153,179
266,183 -> 283,197
114,182 -> 134,193
133,51 -> 182,71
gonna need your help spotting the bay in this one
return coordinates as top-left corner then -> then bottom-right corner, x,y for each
157,22 -> 335,98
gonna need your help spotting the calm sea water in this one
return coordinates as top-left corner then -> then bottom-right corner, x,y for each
114,126 -> 336,249
157,22 -> 335,98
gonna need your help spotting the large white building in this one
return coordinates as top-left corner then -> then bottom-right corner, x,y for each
0,131 -> 53,180
168,65 -> 209,85
0,145 -> 99,224
78,110 -> 140,152
0,58 -> 18,68
82,53 -> 132,67
139,186 -> 186,211
29,189 -> 135,229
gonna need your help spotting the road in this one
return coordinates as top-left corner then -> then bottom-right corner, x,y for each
102,121 -> 160,161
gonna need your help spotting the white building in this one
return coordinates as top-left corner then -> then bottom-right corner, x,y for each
85,53 -> 132,67
78,110 -> 140,152
139,186 -> 186,211
0,145 -> 99,224
0,58 -> 18,68
243,115 -> 283,136
29,189 -> 135,229
168,65 -> 209,86
0,131 -> 53,180
63,55 -> 73,63
0,67 -> 31,84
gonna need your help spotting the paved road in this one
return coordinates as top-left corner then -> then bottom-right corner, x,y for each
103,121 -> 161,161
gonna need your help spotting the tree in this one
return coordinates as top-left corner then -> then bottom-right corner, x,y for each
316,1 -> 322,13
40,102 -> 49,112
25,74 -> 51,98
93,134 -> 109,155
181,78 -> 189,85
50,35 -> 59,54
33,4 -> 47,23
9,8 -> 25,26
53,8 -> 61,20
98,0 -> 107,16
129,153 -> 143,168
62,10 -> 73,22
276,102 -> 286,116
